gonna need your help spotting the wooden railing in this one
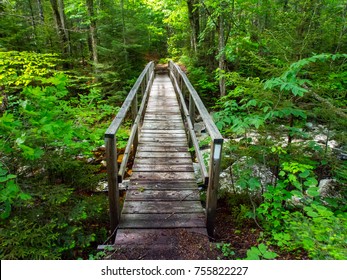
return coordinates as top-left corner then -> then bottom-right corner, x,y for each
168,61 -> 224,236
105,61 -> 155,233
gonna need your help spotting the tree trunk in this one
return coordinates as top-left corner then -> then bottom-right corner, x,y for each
120,0 -> 128,64
86,0 -> 98,66
27,0 -> 37,46
58,0 -> 71,55
218,1 -> 226,97
50,0 -> 71,58
187,0 -> 200,53
37,0 -> 44,22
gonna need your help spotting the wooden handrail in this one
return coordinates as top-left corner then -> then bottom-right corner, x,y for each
168,61 -> 224,236
105,61 -> 155,233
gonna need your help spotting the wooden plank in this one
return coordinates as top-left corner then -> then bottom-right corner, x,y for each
141,129 -> 185,133
144,114 -> 181,118
133,164 -> 193,172
147,102 -> 178,106
122,201 -> 204,214
126,189 -> 200,201
131,171 -> 196,181
139,133 -> 187,139
134,158 -> 193,165
128,182 -> 198,190
142,118 -> 181,122
119,213 -> 206,229
141,125 -> 184,130
137,146 -> 188,152
136,151 -> 191,158
139,138 -> 188,143
145,110 -> 181,114
137,142 -> 188,147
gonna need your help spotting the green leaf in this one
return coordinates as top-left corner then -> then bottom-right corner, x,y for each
307,211 -> 319,218
6,174 -> 17,180
291,190 -> 303,198
258,243 -> 267,254
0,177 -> 8,183
306,187 -> 320,197
19,193 -> 32,200
299,170 -> 310,178
263,251 -> 277,259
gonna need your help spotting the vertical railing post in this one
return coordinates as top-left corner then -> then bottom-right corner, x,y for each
206,138 -> 223,237
105,136 -> 120,235
131,91 -> 139,152
188,94 -> 196,156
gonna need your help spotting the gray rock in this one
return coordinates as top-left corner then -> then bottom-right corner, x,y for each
318,179 -> 338,198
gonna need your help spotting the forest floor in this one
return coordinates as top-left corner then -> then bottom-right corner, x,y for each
104,199 -> 307,260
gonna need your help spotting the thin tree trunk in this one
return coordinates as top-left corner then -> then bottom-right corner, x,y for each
187,0 -> 200,53
218,1 -> 226,97
50,0 -> 71,58
37,0 -> 44,22
86,0 -> 98,66
28,0 -> 37,46
120,0 -> 128,64
58,0 -> 71,55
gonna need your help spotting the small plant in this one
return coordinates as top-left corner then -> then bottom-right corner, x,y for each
244,243 -> 277,260
216,243 -> 235,259
0,162 -> 31,219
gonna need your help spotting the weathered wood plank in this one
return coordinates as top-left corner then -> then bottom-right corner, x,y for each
128,182 -> 198,190
139,133 -> 187,139
131,171 -> 196,181
137,142 -> 188,147
133,163 -> 193,172
144,113 -> 182,121
133,157 -> 193,165
126,189 -> 200,201
137,146 -> 188,152
122,201 -> 204,214
139,138 -> 188,143
141,129 -> 186,134
141,124 -> 184,130
119,213 -> 206,229
143,118 -> 182,123
136,151 -> 191,158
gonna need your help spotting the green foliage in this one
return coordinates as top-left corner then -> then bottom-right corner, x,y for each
0,162 -> 31,219
0,51 -> 114,259
287,205 -> 347,260
185,66 -> 218,102
216,243 -> 235,259
265,53 -> 347,97
244,243 -> 277,260
0,51 -> 61,88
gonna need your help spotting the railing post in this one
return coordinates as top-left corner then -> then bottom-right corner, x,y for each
131,93 -> 139,151
206,138 -> 223,237
105,136 -> 120,235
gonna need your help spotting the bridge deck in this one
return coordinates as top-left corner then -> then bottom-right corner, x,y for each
114,74 -> 207,254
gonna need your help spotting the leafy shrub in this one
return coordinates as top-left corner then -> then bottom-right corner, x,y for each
244,243 -> 277,260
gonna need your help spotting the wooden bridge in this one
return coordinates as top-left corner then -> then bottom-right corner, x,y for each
103,61 -> 223,257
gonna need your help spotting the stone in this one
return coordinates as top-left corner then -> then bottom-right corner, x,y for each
193,162 -> 203,185
318,178 -> 338,198
194,122 -> 205,136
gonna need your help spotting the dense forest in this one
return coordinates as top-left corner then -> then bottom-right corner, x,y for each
0,0 -> 346,260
